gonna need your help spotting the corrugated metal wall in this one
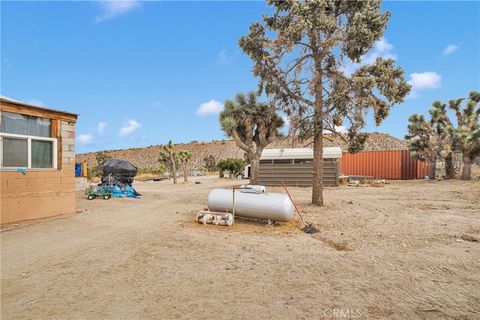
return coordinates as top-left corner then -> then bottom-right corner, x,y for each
259,159 -> 339,186
340,150 -> 429,180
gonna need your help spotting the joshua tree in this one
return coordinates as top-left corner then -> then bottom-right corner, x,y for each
178,150 -> 192,183
239,0 -> 410,205
219,92 -> 284,184
158,140 -> 178,184
406,114 -> 437,178
406,101 -> 454,179
448,91 -> 480,180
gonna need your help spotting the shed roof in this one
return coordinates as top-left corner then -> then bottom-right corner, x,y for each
261,147 -> 342,160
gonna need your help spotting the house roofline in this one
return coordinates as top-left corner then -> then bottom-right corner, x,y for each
0,96 -> 78,121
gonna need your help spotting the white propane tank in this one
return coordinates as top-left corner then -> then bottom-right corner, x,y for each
207,189 -> 294,222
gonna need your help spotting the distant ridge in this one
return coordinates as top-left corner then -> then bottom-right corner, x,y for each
76,133 -> 408,171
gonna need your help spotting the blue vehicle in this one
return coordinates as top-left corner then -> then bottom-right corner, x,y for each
85,186 -> 113,200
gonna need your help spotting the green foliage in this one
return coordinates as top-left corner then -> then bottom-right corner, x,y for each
238,0 -> 410,153
238,0 -> 410,204
95,152 -> 112,166
178,150 -> 192,165
406,114 -> 436,162
87,167 -> 94,180
448,91 -> 480,160
219,92 -> 284,184
219,92 -> 284,150
137,166 -> 166,176
203,155 -> 217,172
158,140 -> 179,183
217,158 -> 246,178
178,150 -> 192,182
405,101 -> 454,179
447,91 -> 480,179
406,91 -> 480,179
90,151 -> 112,178
158,140 -> 178,167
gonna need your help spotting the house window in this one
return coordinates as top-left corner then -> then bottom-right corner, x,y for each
0,111 -> 57,169
2,137 -> 28,167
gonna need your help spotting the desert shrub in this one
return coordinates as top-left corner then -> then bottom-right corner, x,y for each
90,151 -> 112,178
137,166 -> 166,175
217,158 -> 245,178
204,155 -> 217,172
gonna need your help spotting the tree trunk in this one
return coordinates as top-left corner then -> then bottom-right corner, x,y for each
461,153 -> 472,180
429,153 -> 436,180
444,153 -> 454,180
250,153 -> 260,185
288,125 -> 298,148
171,157 -> 177,184
291,134 -> 298,148
312,109 -> 324,206
183,165 -> 188,183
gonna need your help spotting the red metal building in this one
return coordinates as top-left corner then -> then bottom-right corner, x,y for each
340,150 -> 429,180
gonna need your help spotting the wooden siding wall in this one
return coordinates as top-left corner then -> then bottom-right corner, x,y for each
340,150 -> 429,180
259,159 -> 339,187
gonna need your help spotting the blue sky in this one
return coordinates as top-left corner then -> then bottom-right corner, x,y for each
1,1 -> 479,153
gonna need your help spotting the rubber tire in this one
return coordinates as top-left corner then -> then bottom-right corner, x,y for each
103,195 -> 111,200
87,194 -> 96,200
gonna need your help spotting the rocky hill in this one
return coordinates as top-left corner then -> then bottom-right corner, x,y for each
76,133 -> 407,171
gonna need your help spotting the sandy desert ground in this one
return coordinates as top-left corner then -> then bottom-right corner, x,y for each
1,176 -> 480,319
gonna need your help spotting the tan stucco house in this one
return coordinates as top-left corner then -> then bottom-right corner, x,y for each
0,97 -> 78,224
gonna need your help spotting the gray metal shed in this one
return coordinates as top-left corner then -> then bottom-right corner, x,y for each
258,147 -> 342,187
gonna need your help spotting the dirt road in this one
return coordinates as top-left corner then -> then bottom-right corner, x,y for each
2,177 -> 479,319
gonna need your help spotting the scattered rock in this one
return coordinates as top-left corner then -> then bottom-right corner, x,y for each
303,223 -> 320,234
461,234 -> 480,242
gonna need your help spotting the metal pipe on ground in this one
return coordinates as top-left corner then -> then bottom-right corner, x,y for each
280,180 -> 319,234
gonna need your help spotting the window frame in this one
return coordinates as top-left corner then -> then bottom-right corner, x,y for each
0,132 -> 57,169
